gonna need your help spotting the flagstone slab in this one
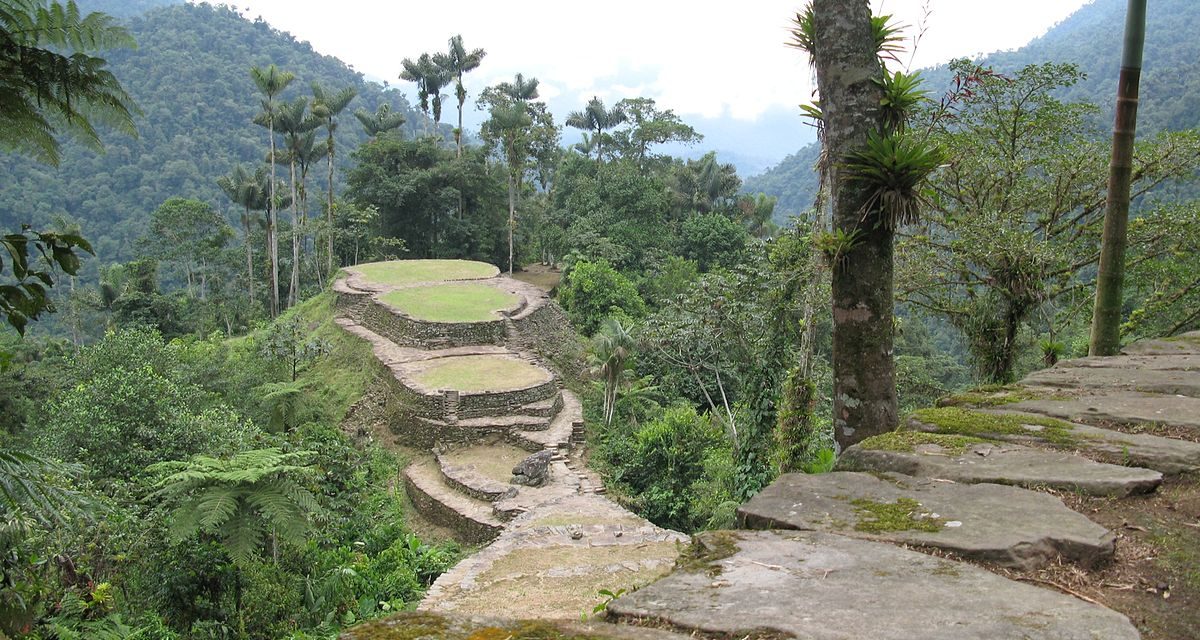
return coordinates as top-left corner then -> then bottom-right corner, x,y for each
1121,331 -> 1200,356
907,408 -> 1200,475
737,472 -> 1114,569
836,440 -> 1161,497
1006,391 -> 1200,431
606,530 -> 1140,640
1022,364 -> 1200,397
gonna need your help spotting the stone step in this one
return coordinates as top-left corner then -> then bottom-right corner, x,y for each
836,433 -> 1162,497
1006,391 -> 1200,431
403,458 -> 503,545
419,414 -> 552,432
508,389 -> 581,453
420,493 -> 687,621
605,530 -> 1140,640
1056,354 -> 1200,372
738,472 -> 1115,570
1022,362 -> 1200,397
1121,331 -> 1200,356
907,406 -> 1200,475
434,450 -> 516,503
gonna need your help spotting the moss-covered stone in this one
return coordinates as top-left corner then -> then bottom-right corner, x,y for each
343,612 -> 652,640
936,385 -> 1067,408
859,431 -> 992,455
910,407 -> 1085,447
676,531 -> 742,576
850,497 -> 944,534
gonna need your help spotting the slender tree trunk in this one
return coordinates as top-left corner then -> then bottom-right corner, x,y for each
268,121 -> 280,318
813,0 -> 895,450
508,169 -> 516,275
326,129 -> 336,276
1090,0 -> 1146,355
456,87 -> 465,158
243,208 -> 255,307
289,159 -> 300,308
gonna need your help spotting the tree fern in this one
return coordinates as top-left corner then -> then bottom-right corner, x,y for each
149,448 -> 321,566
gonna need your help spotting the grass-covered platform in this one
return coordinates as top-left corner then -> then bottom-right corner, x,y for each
379,284 -> 520,323
409,354 -> 552,393
352,259 -> 499,286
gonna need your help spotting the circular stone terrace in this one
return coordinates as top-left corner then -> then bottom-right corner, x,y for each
350,259 -> 499,288
378,283 -> 521,323
405,353 -> 553,394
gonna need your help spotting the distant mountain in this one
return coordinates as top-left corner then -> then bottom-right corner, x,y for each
0,2 -> 426,272
745,0 -> 1200,222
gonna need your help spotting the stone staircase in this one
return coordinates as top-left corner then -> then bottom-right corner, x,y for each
345,329 -> 1200,638
334,262 -> 684,620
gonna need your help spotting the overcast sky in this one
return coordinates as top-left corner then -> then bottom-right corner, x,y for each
232,0 -> 1094,123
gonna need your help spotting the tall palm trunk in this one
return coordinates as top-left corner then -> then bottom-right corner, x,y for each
326,134 -> 336,276
267,123 -> 279,318
243,209 -> 255,306
289,158 -> 300,308
1090,0 -> 1147,355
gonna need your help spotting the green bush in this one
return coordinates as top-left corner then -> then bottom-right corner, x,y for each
558,260 -> 647,335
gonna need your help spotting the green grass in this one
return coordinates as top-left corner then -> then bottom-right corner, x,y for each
910,407 -> 1083,447
860,430 -> 992,455
379,284 -> 519,323
410,355 -> 551,392
351,259 -> 498,286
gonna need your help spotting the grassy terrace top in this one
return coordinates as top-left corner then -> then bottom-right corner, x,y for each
379,284 -> 520,323
409,355 -> 552,393
351,260 -> 499,286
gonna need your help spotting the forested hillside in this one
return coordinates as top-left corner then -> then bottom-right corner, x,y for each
746,0 -> 1200,219
0,1 -> 426,268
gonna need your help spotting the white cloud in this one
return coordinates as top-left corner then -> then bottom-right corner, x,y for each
235,0 -> 1094,123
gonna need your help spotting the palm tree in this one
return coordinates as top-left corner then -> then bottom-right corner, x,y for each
354,103 -> 406,140
250,65 -> 296,317
217,165 -> 269,307
290,131 -> 329,288
588,318 -> 635,426
434,35 -> 486,157
481,74 -> 542,275
400,53 -> 451,137
565,96 -> 627,165
270,97 -> 320,308
311,83 -> 356,276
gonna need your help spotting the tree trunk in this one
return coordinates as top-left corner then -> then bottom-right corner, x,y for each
289,159 -> 300,308
326,129 -> 336,276
243,208 -> 255,307
813,0 -> 896,450
268,121 -> 279,318
1090,0 -> 1146,356
507,169 -> 516,275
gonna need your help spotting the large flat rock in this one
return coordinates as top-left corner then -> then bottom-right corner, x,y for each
1007,391 -> 1200,431
908,408 -> 1200,475
342,612 -> 691,640
606,530 -> 1140,640
837,440 -> 1161,497
1055,354 -> 1200,372
1022,364 -> 1200,397
1121,331 -> 1200,356
420,493 -> 687,620
738,472 -> 1114,569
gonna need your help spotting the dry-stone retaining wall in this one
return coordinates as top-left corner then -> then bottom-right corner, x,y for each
361,298 -> 508,348
510,302 -> 586,380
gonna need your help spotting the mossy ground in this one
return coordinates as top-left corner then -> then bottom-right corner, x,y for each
849,497 -> 944,534
936,384 -> 1068,408
859,430 -> 991,455
344,612 -> 633,640
410,355 -> 552,392
676,531 -> 743,576
353,259 -> 499,286
910,406 -> 1084,447
380,284 -> 519,323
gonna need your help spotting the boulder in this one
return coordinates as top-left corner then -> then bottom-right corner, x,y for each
511,449 -> 554,487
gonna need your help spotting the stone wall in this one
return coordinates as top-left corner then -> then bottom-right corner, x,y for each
402,474 -> 501,545
457,379 -> 559,419
359,299 -> 508,348
510,302 -> 587,382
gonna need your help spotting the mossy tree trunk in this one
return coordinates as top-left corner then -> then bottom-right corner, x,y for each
813,0 -> 896,449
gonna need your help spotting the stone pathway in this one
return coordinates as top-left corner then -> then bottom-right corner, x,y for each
341,273 -> 1199,640
334,262 -> 683,622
